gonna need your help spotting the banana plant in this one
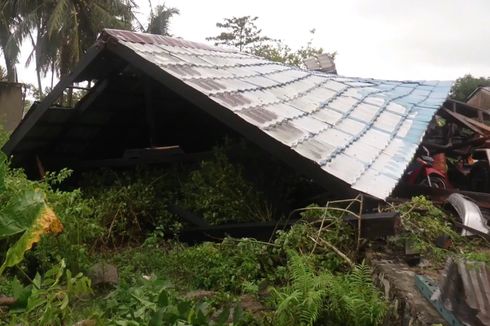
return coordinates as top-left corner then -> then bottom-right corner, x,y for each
0,153 -> 63,275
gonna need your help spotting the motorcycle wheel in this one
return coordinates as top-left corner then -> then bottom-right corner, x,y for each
420,175 -> 447,189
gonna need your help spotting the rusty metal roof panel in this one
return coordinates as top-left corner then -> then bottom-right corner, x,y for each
293,138 -> 336,162
5,29 -> 451,200
264,121 -> 309,146
236,107 -> 281,128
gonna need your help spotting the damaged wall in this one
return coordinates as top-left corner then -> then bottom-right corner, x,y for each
0,82 -> 23,133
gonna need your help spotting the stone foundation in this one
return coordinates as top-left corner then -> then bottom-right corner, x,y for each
368,252 -> 447,326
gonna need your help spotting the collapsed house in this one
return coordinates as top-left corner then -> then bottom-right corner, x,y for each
2,30 -> 490,325
2,29 -> 455,201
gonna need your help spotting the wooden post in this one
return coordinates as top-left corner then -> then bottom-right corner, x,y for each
144,77 -> 156,147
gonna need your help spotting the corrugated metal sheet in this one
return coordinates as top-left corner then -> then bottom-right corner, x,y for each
438,259 -> 490,326
101,29 -> 452,199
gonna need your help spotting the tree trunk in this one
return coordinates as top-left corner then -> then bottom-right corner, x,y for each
0,42 -> 16,82
29,29 -> 43,98
4,58 -> 16,82
51,62 -> 54,89
0,25 -> 17,82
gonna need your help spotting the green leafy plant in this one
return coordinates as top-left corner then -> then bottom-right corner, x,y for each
389,196 -> 464,263
100,278 -> 244,325
164,239 -> 266,293
324,264 -> 387,326
387,196 -> 490,265
271,251 -> 387,326
181,148 -> 270,225
6,259 -> 92,325
271,251 -> 330,326
81,167 -> 181,246
0,153 -> 63,276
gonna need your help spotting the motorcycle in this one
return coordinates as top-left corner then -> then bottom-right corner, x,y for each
404,147 -> 450,189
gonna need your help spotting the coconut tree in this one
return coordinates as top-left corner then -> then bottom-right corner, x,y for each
0,0 -> 25,82
146,2 -> 179,36
45,0 -> 136,77
0,0 -> 138,97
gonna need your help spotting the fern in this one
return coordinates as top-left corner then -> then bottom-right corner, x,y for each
326,263 -> 387,325
272,252 -> 387,326
272,251 -> 330,326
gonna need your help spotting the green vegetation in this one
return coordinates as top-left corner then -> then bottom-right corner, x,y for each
180,149 -> 271,224
450,74 -> 490,101
272,252 -> 386,326
1,130 -> 489,325
206,16 -> 335,68
388,196 -> 490,264
0,142 -> 389,324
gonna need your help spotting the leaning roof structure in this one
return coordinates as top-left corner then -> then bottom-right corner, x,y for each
2,29 -> 452,199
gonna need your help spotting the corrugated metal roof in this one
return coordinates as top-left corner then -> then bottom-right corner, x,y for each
99,29 -> 451,199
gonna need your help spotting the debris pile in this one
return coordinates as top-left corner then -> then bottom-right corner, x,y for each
409,96 -> 490,194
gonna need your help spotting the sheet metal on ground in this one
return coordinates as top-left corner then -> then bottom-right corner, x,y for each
438,259 -> 490,326
100,29 -> 451,199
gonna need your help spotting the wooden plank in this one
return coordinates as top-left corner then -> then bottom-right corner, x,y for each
446,98 -> 490,115
442,108 -> 485,135
144,76 -> 156,146
464,116 -> 490,134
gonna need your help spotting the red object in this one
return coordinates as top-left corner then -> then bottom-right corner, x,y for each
432,153 -> 447,174
405,153 -> 451,189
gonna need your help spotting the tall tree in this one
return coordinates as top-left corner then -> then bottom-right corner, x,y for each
0,0 -> 24,81
5,1 -> 53,95
206,16 -> 334,69
253,29 -> 335,68
45,0 -> 136,77
206,16 -> 269,52
451,74 -> 490,101
146,2 -> 179,36
0,0 -> 138,97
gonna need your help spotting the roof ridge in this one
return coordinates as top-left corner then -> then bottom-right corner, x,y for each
100,28 -> 241,54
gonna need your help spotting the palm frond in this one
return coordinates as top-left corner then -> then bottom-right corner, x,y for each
47,0 -> 70,37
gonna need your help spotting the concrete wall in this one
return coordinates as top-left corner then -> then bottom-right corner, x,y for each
0,81 -> 23,133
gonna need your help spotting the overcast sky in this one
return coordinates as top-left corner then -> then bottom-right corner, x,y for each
14,0 -> 490,85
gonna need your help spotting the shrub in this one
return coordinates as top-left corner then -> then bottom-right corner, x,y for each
81,167 -> 181,246
164,239 -> 266,293
22,170 -> 102,274
180,149 -> 271,224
